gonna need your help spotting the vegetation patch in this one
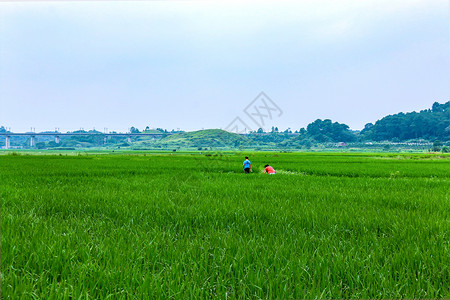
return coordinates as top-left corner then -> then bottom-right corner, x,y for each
1,153 -> 449,298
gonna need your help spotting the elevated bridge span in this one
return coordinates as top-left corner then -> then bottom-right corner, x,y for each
0,132 -> 171,149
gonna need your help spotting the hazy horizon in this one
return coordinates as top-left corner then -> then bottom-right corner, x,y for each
1,0 -> 449,133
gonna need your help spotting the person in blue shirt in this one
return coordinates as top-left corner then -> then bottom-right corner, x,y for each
243,156 -> 252,173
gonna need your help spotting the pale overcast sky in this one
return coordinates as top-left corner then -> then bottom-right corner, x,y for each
0,0 -> 448,133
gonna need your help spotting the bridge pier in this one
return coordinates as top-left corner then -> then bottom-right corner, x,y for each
127,136 -> 132,143
5,136 -> 10,149
55,135 -> 60,144
30,136 -> 36,147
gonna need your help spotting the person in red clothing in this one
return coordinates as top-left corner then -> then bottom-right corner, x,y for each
264,164 -> 276,174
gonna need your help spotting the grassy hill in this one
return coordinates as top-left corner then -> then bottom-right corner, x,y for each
159,129 -> 249,148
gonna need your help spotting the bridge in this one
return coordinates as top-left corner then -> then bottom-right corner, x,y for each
0,131 -> 301,149
0,132 -> 172,149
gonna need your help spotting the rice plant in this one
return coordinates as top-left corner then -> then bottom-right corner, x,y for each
1,153 -> 449,299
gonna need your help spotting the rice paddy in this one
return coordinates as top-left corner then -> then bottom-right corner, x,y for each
1,152 -> 449,299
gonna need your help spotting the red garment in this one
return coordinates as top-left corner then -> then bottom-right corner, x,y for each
264,166 -> 276,174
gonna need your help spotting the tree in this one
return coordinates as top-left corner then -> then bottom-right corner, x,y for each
432,140 -> 443,152
306,119 -> 356,142
365,123 -> 374,130
130,127 -> 140,133
36,142 -> 46,149
432,102 -> 442,112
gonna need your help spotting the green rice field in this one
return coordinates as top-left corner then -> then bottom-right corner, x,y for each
1,152 -> 449,299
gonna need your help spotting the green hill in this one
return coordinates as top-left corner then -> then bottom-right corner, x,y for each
159,129 -> 249,148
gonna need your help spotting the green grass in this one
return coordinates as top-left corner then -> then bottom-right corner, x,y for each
1,152 -> 449,299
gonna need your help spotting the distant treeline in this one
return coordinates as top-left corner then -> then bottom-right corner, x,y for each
119,101 -> 450,143
1,101 -> 449,149
360,101 -> 449,141
252,101 -> 449,143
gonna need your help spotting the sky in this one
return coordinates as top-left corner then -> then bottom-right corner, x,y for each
0,0 -> 449,133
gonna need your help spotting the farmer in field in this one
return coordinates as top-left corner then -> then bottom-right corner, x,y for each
243,156 -> 252,173
264,164 -> 276,174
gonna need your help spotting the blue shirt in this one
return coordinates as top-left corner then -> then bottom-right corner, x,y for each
243,160 -> 251,168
